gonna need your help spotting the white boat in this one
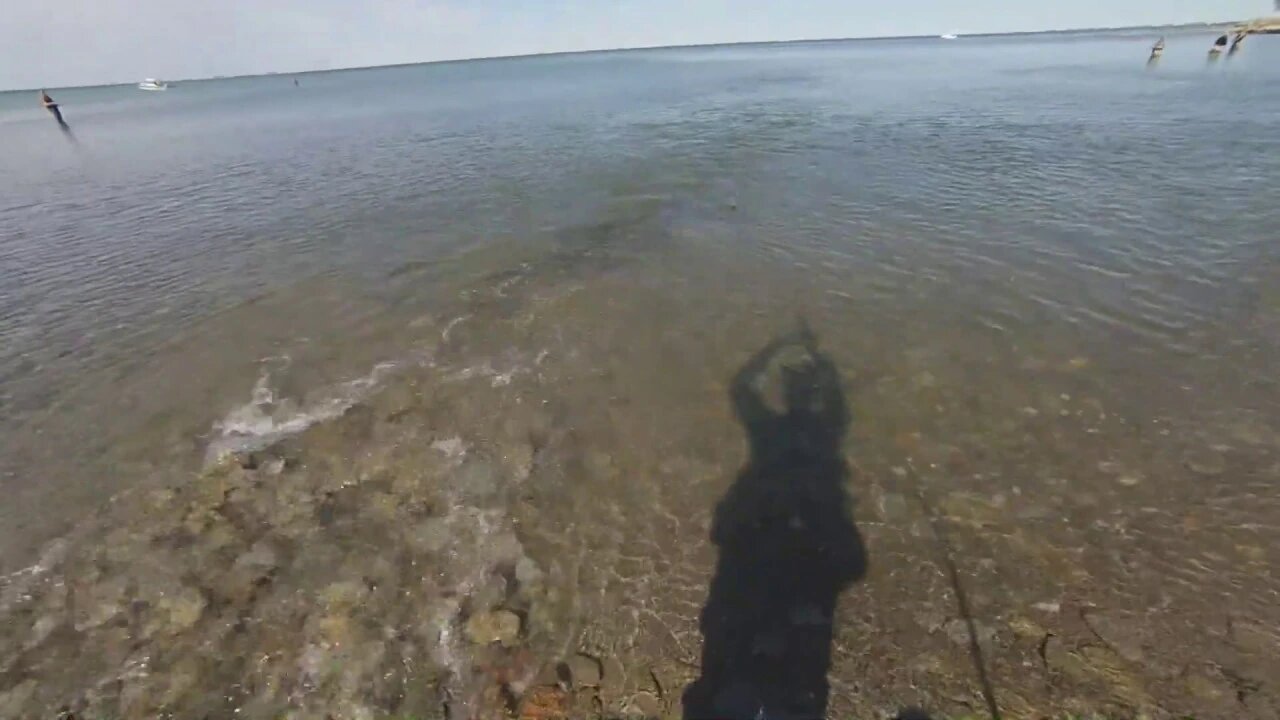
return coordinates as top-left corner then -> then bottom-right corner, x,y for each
138,78 -> 169,91
940,33 -> 959,40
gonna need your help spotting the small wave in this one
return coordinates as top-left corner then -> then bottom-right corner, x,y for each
204,337 -> 537,467
442,315 -> 469,341
445,358 -> 528,388
204,358 -> 398,465
0,539 -> 68,614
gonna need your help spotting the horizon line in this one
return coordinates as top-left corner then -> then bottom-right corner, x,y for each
5,19 -> 1243,94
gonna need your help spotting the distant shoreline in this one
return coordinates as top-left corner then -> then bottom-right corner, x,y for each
3,20 -> 1243,94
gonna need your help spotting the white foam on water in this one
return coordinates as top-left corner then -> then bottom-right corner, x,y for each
445,359 -> 529,388
205,339 -> 533,468
441,315 -> 469,341
204,358 -> 399,466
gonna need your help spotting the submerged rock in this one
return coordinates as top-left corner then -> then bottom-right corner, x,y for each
456,457 -> 501,500
1007,616 -> 1046,640
1185,447 -> 1227,476
877,491 -> 910,522
1231,619 -> 1280,656
1043,636 -> 1090,680
0,680 -> 37,718
72,575 -> 129,632
598,655 -> 627,711
1186,670 -> 1232,703
145,585 -> 207,637
26,614 -> 60,650
466,609 -> 523,647
407,517 -> 454,554
505,441 -> 536,482
942,617 -> 995,652
624,689 -> 663,718
562,653 -> 603,688
515,557 -> 545,588
213,539 -> 283,605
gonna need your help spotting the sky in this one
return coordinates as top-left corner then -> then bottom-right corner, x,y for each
3,0 -> 1270,90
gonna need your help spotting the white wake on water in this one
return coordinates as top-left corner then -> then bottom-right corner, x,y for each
204,357 -> 399,465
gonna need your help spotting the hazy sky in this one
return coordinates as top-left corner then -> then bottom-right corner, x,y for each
4,0 -> 1269,89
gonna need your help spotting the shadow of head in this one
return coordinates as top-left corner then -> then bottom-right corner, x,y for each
684,326 -> 867,720
778,348 -> 847,437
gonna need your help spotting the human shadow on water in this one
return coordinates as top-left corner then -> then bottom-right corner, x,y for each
683,325 -> 868,720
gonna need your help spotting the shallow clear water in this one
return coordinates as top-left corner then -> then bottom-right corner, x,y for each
1,30 -> 1279,718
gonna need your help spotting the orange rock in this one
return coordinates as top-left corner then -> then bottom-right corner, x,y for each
518,685 -> 570,720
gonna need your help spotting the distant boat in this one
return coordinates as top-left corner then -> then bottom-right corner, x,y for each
940,33 -> 959,40
138,78 -> 169,91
